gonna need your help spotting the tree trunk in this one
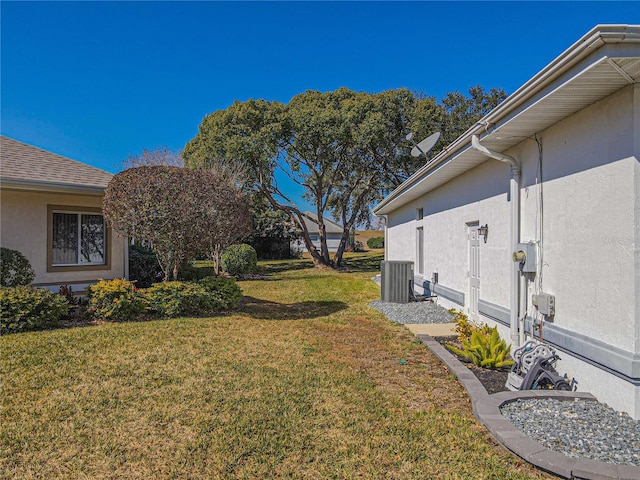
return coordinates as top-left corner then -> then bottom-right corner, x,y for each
331,225 -> 353,268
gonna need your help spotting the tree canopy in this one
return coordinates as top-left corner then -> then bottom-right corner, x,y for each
183,86 -> 504,268
103,165 -> 250,280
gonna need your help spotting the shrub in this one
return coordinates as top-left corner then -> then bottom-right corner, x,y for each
87,278 -> 145,321
449,309 -> 492,343
199,276 -> 243,310
128,244 -> 163,288
446,326 -> 514,369
144,281 -> 222,318
0,247 -> 35,287
366,237 -> 384,249
178,261 -> 216,281
222,244 -> 257,276
0,286 -> 69,334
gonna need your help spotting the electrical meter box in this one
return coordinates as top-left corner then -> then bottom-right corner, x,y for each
514,242 -> 537,273
532,292 -> 555,316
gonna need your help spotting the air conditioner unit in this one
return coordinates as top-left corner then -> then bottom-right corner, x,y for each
381,261 -> 414,303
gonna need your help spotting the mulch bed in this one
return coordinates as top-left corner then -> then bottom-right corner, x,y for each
437,336 -> 510,395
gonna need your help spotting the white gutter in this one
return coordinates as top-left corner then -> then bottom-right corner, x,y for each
373,25 -> 640,217
0,178 -> 107,196
471,135 -> 522,347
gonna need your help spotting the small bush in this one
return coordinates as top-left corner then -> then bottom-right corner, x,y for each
1,247 -> 35,287
222,244 -> 257,277
128,244 -> 163,288
87,278 -> 145,321
178,261 -> 216,281
144,281 -> 222,318
199,276 -> 243,309
449,309 -> 492,343
0,286 -> 69,334
446,326 -> 514,369
366,237 -> 384,249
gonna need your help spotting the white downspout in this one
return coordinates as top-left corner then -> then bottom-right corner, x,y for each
471,135 -> 522,347
124,237 -> 130,280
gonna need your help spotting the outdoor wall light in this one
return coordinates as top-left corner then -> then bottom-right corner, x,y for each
478,224 -> 489,243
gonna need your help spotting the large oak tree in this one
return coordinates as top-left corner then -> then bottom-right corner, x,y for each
183,86 -> 504,268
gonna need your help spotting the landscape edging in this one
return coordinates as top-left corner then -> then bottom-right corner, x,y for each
415,333 -> 640,480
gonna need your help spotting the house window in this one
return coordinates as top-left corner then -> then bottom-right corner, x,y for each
310,235 -> 319,242
416,227 -> 424,275
416,208 -> 424,220
49,207 -> 108,268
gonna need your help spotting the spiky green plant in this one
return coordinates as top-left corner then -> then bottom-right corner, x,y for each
446,326 -> 514,369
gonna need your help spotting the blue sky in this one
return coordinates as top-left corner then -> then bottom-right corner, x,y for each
2,1 -> 639,212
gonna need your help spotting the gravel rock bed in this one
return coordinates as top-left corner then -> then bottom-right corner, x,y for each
370,299 -> 640,467
369,300 -> 453,324
500,398 -> 640,466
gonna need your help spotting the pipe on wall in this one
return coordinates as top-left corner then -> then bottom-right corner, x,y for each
471,135 -> 522,347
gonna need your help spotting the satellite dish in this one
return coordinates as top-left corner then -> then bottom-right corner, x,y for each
410,131 -> 441,158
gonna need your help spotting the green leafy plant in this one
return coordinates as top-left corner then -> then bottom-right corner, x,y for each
0,247 -> 35,287
0,286 -> 69,334
222,244 -> 257,277
144,281 -> 222,318
448,309 -> 492,343
198,276 -> 242,309
366,237 -> 384,249
446,326 -> 514,369
87,278 -> 145,321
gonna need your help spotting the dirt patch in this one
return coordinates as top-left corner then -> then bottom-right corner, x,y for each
466,363 -> 510,394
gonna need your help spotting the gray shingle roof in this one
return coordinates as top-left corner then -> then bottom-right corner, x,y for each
302,211 -> 344,234
0,136 -> 113,189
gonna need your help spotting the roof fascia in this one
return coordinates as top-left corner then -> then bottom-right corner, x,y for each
374,24 -> 640,216
0,178 -> 106,196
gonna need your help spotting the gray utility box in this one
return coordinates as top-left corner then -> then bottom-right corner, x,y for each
381,261 -> 414,303
515,242 -> 537,273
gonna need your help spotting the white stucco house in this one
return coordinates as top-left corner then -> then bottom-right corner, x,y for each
374,25 -> 640,419
291,211 -> 348,253
0,136 -> 128,293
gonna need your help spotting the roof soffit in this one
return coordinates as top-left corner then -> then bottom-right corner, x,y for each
374,29 -> 640,215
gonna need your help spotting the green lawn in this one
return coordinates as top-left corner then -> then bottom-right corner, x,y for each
0,252 -> 550,479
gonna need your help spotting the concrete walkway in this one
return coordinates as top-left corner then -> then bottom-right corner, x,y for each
410,328 -> 640,480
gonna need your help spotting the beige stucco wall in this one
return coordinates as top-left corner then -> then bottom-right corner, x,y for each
0,189 -> 126,289
385,84 -> 640,418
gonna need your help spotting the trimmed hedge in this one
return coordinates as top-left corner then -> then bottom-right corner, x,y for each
144,281 -> 220,318
1,247 -> 35,287
366,236 -> 384,249
222,244 -> 257,276
0,287 -> 69,334
87,278 -> 145,321
199,276 -> 242,310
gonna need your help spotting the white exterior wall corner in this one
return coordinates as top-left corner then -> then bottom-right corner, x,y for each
384,84 -> 640,418
634,83 -> 640,367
